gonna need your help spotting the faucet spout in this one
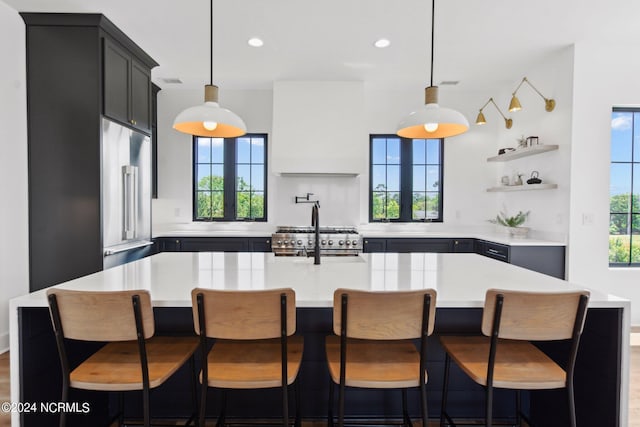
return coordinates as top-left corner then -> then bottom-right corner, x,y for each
311,202 -> 320,265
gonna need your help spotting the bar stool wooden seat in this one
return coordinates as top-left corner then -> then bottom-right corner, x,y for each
325,288 -> 437,427
191,288 -> 304,427
46,288 -> 199,427
439,289 -> 590,427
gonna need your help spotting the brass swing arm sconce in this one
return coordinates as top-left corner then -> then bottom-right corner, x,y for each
509,77 -> 556,112
476,98 -> 513,129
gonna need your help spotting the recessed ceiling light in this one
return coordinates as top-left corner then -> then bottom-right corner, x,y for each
374,38 -> 391,48
248,37 -> 264,47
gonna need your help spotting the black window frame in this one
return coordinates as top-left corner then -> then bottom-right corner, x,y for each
610,108 -> 639,267
192,133 -> 268,222
369,134 -> 444,222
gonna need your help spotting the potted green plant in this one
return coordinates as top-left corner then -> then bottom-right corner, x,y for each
489,210 -> 530,237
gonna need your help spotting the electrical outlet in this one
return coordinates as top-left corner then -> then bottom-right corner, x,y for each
174,207 -> 181,218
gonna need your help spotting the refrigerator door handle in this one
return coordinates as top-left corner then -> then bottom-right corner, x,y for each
122,165 -> 138,240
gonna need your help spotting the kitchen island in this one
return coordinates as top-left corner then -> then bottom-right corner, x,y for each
10,252 -> 629,426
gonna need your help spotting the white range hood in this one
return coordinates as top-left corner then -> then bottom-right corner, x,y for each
272,81 -> 366,176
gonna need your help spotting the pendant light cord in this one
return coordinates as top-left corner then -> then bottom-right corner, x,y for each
210,0 -> 213,86
430,0 -> 435,87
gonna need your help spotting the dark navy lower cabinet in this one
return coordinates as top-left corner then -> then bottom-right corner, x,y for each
153,237 -> 272,253
476,240 -> 510,263
452,238 -> 475,253
510,245 -> 566,279
248,237 -> 272,252
364,237 -> 565,279
363,238 -> 387,253
385,238 -> 453,253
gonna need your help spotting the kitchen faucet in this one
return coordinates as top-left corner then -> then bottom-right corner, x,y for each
295,193 -> 321,265
311,201 -> 320,265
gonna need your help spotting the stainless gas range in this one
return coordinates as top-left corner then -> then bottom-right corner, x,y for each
271,226 -> 363,256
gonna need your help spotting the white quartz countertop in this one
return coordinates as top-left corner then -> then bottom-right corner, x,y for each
11,252 -> 624,309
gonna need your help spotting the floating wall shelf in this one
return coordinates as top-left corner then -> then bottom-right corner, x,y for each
486,183 -> 558,192
487,144 -> 559,162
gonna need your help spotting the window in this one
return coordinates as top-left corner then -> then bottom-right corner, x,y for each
610,109 -> 640,265
193,134 -> 267,221
370,135 -> 443,222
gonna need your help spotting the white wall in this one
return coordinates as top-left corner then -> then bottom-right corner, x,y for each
154,83 -> 499,231
0,0 -> 29,352
490,47 -> 574,239
569,40 -> 640,324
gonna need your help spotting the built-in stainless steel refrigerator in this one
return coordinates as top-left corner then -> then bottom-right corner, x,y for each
102,118 -> 153,268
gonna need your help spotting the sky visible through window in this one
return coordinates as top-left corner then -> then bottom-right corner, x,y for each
610,110 -> 640,265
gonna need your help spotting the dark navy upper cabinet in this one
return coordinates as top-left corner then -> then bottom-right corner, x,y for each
103,37 -> 152,133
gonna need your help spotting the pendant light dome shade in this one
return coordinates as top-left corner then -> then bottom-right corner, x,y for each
172,0 -> 246,138
173,85 -> 246,137
396,0 -> 468,139
397,86 -> 469,139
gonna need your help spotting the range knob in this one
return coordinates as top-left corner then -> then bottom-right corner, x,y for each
345,240 -> 351,245
297,240 -> 303,245
328,240 -> 334,246
277,240 -> 282,245
321,240 -> 327,245
308,240 -> 314,246
338,240 -> 345,245
351,240 -> 358,246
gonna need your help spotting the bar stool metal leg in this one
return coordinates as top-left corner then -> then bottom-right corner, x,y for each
568,379 -> 577,427
328,379 -> 335,427
295,380 -> 302,427
402,389 -> 412,427
440,353 -> 451,427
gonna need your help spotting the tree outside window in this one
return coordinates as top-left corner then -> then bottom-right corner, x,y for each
194,134 -> 267,221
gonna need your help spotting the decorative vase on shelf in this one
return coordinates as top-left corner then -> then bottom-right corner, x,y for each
488,210 -> 530,238
508,226 -> 530,238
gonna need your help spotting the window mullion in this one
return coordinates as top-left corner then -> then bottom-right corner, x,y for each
223,138 -> 236,221
400,138 -> 413,221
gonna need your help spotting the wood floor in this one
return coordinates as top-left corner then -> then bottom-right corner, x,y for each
1,347 -> 640,426
0,352 -> 9,427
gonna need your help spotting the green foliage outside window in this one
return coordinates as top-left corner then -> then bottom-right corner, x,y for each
609,193 -> 640,263
371,185 -> 440,220
197,175 -> 264,220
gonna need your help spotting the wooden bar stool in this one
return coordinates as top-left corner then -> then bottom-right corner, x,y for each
47,288 -> 199,427
439,289 -> 590,427
325,288 -> 437,427
191,288 -> 304,427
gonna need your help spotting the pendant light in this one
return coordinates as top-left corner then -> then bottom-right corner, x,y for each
173,0 -> 246,137
397,0 -> 468,139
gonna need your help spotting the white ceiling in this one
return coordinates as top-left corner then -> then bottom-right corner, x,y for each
3,0 -> 639,92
